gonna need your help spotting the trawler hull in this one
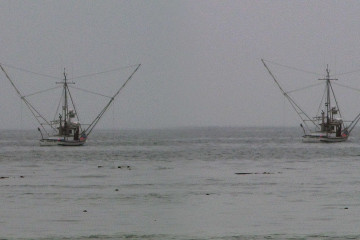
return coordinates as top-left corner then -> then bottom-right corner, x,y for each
302,134 -> 348,143
40,137 -> 86,146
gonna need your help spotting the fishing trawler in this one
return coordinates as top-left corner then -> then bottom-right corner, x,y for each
0,64 -> 141,146
262,59 -> 360,143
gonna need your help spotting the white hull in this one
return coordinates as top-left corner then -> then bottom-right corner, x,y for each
40,137 -> 86,146
302,134 -> 348,143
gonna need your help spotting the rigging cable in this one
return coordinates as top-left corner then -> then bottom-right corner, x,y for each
329,81 -> 343,121
286,82 -> 323,94
333,82 -> 360,93
69,86 -> 112,98
53,89 -> 64,122
334,68 -> 360,77
66,84 -> 83,132
262,59 -> 321,76
69,64 -> 140,81
23,86 -> 62,98
332,82 -> 360,132
0,62 -> 60,80
316,84 -> 327,118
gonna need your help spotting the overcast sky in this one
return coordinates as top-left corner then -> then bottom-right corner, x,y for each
2,0 -> 360,130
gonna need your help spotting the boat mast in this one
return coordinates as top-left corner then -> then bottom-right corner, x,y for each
56,69 -> 74,135
63,70 -> 68,130
318,65 -> 337,130
326,66 -> 331,123
326,66 -> 330,126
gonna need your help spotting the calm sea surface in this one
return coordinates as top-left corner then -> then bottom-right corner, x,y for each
1,127 -> 360,240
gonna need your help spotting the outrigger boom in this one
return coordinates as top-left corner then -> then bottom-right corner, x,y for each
84,64 -> 141,136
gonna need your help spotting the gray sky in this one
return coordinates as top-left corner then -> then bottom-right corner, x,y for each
1,0 -> 360,130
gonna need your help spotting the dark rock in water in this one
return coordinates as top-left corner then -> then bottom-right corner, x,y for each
117,165 -> 132,170
115,189 -> 119,191
83,210 -> 87,213
20,176 -> 24,178
345,207 -> 349,209
98,166 -> 102,168
235,172 -> 275,175
0,176 -> 9,179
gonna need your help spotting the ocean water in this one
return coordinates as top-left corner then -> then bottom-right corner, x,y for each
1,127 -> 360,240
